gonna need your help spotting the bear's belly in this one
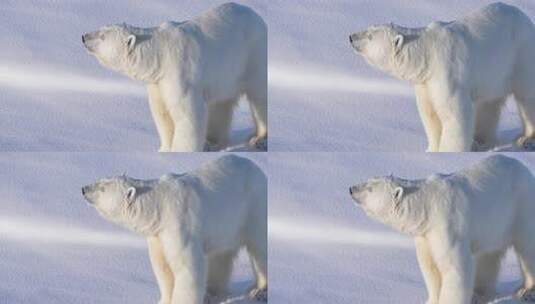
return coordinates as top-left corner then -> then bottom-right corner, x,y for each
203,234 -> 242,254
203,84 -> 243,105
471,73 -> 513,103
469,214 -> 515,254
471,235 -> 512,255
469,51 -> 515,102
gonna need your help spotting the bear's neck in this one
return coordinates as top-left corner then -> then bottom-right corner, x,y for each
388,188 -> 430,236
125,32 -> 165,83
390,29 -> 432,84
120,190 -> 164,236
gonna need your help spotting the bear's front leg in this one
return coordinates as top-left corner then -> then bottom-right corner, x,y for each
160,231 -> 206,304
415,85 -> 442,152
436,91 -> 475,152
147,84 -> 175,152
159,79 -> 207,152
148,236 -> 174,304
436,243 -> 475,304
415,237 -> 441,304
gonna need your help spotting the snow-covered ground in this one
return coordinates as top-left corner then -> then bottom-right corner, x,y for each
268,0 -> 535,151
0,0 -> 266,151
0,152 -> 266,304
268,152 -> 535,303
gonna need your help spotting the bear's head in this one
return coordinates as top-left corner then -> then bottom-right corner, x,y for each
82,175 -> 138,222
82,23 -> 137,73
349,24 -> 405,72
349,175 -> 405,222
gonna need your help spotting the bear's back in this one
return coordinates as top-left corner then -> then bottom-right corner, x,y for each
455,2 -> 532,35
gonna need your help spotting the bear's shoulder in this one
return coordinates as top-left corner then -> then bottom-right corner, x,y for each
159,21 -> 185,31
427,21 -> 452,30
159,173 -> 185,183
424,173 -> 455,189
425,21 -> 458,38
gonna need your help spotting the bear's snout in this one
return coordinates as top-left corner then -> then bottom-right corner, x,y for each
82,33 -> 93,50
349,33 -> 359,45
82,185 -> 91,197
350,185 -> 360,197
349,33 -> 363,51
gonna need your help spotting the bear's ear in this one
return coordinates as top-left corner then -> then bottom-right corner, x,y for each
127,35 -> 136,50
394,34 -> 404,50
125,187 -> 136,204
393,186 -> 404,202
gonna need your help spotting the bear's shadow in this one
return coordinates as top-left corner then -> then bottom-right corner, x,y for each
225,127 -> 266,152
493,128 -> 535,152
217,280 -> 264,304
491,280 -> 523,304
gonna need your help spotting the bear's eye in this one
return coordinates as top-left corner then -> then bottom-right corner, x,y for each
99,34 -> 105,41
367,34 -> 373,40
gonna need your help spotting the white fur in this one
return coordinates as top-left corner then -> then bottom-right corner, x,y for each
82,155 -> 267,304
83,3 -> 267,152
350,155 -> 535,304
350,2 -> 535,151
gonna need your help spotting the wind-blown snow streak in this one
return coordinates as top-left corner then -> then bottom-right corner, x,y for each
0,216 -> 145,248
0,64 -> 145,96
270,217 -> 412,248
269,64 -> 413,97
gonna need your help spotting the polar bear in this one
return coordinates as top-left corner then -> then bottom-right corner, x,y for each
349,155 -> 535,304
82,3 -> 267,152
350,2 -> 535,152
82,155 -> 267,304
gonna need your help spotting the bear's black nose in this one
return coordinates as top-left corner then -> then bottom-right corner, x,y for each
349,187 -> 353,195
82,187 -> 86,195
349,35 -> 353,43
82,35 -> 86,43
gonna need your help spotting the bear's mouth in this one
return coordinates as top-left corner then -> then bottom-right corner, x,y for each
82,43 -> 95,53
351,198 -> 363,206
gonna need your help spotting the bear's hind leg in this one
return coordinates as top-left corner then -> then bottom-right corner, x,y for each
474,99 -> 504,151
148,84 -> 175,152
206,99 -> 237,151
514,96 -> 535,151
206,249 -> 238,300
244,64 -> 267,151
473,250 -> 505,303
513,234 -> 535,302
244,222 -> 267,301
245,90 -> 267,151
148,236 -> 175,304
